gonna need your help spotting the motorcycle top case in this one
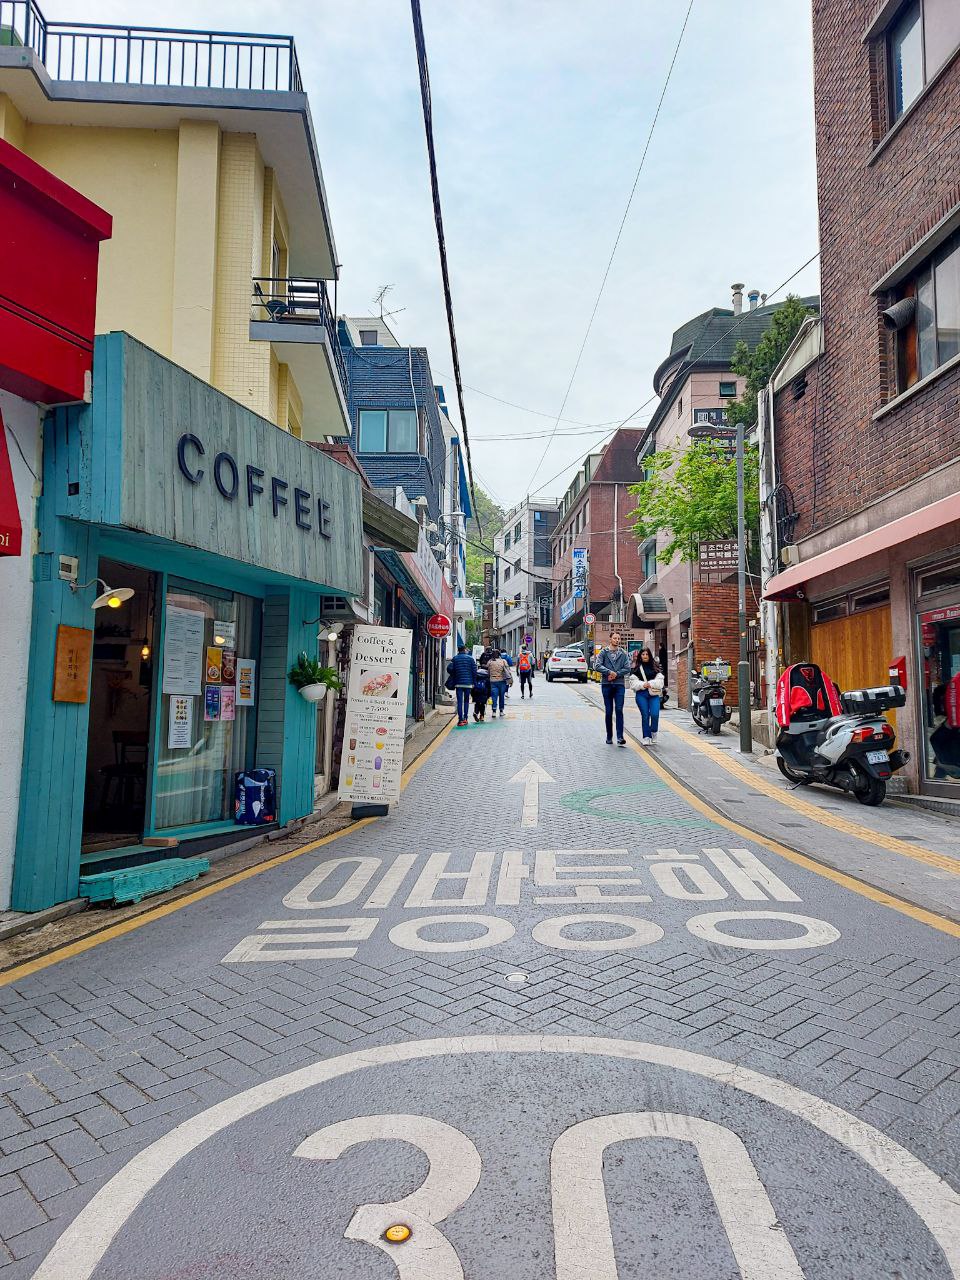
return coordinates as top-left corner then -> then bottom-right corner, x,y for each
839,685 -> 906,716
234,768 -> 277,825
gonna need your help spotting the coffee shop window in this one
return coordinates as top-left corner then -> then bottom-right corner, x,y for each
154,581 -> 261,831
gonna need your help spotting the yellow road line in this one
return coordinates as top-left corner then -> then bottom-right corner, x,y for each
625,733 -> 960,940
658,719 -> 960,875
1,716 -> 457,988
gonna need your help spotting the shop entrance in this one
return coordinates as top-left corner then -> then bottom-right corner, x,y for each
918,603 -> 960,792
81,559 -> 157,853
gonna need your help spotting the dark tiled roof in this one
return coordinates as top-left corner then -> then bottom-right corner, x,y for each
654,295 -> 821,394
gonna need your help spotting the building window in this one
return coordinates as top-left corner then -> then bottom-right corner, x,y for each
643,544 -> 656,580
504,564 -> 511,581
896,229 -> 960,387
888,0 -> 960,122
677,396 -> 683,418
514,521 -> 522,541
359,329 -> 379,346
504,531 -> 511,550
358,409 -> 419,453
719,381 -> 737,397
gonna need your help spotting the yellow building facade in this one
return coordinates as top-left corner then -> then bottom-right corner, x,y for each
0,44 -> 347,440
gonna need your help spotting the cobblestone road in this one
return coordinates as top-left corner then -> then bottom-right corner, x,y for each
1,679 -> 959,1277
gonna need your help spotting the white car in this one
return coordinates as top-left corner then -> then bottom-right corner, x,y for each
546,647 -> 589,682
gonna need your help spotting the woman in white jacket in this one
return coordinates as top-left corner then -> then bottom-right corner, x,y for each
630,646 -> 664,745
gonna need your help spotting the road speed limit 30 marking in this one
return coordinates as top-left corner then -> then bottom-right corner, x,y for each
221,844 -> 840,962
31,1036 -> 960,1280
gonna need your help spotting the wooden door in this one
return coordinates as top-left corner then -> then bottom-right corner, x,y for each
810,606 -> 894,722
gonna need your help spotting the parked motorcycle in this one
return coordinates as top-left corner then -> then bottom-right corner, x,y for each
775,663 -> 909,807
691,659 -> 733,735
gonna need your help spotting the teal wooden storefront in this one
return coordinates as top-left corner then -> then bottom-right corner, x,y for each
12,333 -> 363,912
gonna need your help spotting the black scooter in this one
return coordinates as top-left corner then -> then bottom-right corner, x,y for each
691,660 -> 733,735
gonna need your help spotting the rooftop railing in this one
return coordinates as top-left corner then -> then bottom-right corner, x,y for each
0,1 -> 302,91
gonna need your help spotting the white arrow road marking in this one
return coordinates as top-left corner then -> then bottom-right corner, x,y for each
509,760 -> 555,828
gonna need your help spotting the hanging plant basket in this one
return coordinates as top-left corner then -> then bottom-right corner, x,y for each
287,652 -> 342,704
298,682 -> 328,704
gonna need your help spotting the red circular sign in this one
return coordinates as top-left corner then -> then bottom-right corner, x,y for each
426,613 -> 452,638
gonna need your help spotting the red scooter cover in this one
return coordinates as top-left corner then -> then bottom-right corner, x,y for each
775,663 -> 843,728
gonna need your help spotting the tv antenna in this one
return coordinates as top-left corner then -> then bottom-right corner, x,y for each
372,284 -> 406,322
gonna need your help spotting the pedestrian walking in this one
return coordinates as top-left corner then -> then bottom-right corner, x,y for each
595,630 -> 630,745
486,649 -> 512,718
630,645 -> 664,745
471,664 -> 491,721
517,646 -> 535,699
446,644 -> 478,727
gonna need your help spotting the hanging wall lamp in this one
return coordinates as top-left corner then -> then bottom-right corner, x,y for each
70,578 -> 135,610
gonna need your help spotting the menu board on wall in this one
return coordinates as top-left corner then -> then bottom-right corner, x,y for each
52,625 -> 93,704
162,605 -> 204,696
337,625 -> 412,807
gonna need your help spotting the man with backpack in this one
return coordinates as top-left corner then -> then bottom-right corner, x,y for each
517,647 -> 535,699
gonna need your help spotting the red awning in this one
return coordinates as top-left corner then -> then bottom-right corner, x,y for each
0,409 -> 23,557
763,492 -> 960,600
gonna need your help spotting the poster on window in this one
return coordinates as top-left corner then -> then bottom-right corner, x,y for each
167,694 -> 194,749
162,605 -> 204,695
206,647 -> 223,683
213,620 -> 236,648
220,687 -> 236,721
236,658 -> 256,706
221,649 -> 236,683
337,625 -> 413,807
204,685 -> 221,721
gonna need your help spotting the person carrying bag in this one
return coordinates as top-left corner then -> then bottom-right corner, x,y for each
595,631 -> 630,745
628,646 -> 664,745
486,650 -> 512,719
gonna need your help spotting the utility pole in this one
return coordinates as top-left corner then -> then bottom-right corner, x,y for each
736,420 -> 753,754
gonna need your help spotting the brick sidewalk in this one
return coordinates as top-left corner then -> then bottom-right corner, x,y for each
576,680 -> 960,923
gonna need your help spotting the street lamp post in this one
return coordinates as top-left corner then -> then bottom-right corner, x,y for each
736,420 -> 753,755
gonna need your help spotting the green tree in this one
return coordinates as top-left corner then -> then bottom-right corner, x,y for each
458,485 -> 504,644
629,440 -> 759,564
726,295 -> 814,427
463,486 -> 504,596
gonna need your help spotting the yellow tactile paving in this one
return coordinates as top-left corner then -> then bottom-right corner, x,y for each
659,719 -> 960,876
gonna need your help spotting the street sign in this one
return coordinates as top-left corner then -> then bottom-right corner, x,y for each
523,633 -> 533,644
698,540 -> 738,572
483,562 -> 494,602
584,612 -> 596,625
426,613 -> 451,638
688,425 -> 736,445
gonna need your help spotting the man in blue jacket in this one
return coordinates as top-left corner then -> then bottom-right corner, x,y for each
447,644 -> 479,727
595,631 -> 630,746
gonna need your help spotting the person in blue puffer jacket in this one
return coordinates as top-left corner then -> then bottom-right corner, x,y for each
447,644 -> 479,727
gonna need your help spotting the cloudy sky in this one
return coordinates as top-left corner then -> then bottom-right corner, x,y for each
55,0 -> 821,510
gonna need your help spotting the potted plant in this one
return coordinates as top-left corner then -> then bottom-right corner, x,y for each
287,653 -> 342,703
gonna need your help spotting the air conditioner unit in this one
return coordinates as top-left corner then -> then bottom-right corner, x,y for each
780,544 -> 799,566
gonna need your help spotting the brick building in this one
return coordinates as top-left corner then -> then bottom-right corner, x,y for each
762,0 -> 960,799
550,430 -> 645,645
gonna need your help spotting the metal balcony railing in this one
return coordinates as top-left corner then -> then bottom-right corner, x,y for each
251,277 -> 347,395
0,0 -> 302,91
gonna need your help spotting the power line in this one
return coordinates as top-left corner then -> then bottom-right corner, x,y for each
410,0 -> 481,534
524,0 -> 696,494
528,251 -> 821,504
